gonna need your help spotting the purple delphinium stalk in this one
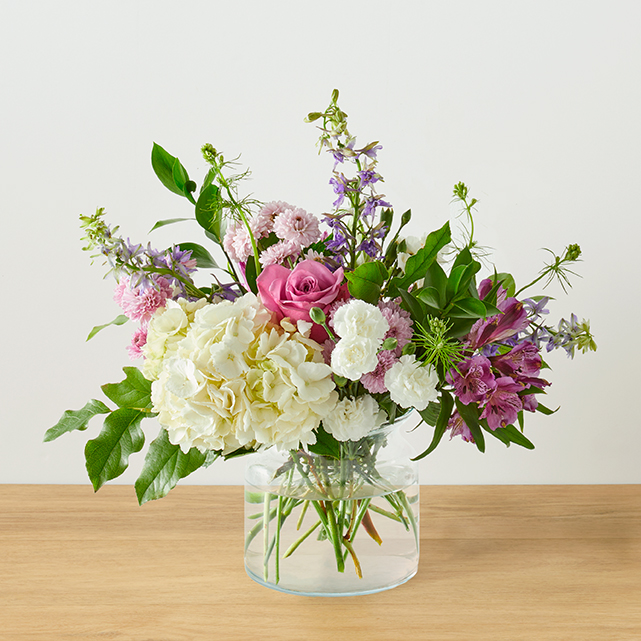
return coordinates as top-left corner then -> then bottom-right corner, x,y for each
446,355 -> 497,405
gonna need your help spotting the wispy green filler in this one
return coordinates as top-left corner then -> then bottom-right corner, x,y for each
414,317 -> 465,375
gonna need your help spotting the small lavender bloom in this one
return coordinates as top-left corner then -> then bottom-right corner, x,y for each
523,297 -> 550,319
358,169 -> 381,187
362,196 -> 392,219
360,143 -> 382,159
358,238 -> 379,258
329,174 -> 351,208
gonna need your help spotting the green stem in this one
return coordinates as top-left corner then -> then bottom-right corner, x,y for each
296,500 -> 309,531
325,501 -> 345,573
282,519 -> 321,558
262,492 -> 271,581
396,490 -> 419,548
275,495 -> 284,584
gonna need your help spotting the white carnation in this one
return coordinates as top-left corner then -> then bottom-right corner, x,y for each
384,354 -> 439,410
332,299 -> 389,342
323,395 -> 386,441
330,336 -> 380,380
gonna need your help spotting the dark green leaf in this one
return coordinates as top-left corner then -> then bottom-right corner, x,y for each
195,183 -> 224,242
446,264 -> 468,301
244,256 -> 258,295
172,158 -> 196,204
85,408 -> 146,491
422,261 -> 448,307
416,286 -> 442,310
175,242 -> 218,269
455,398 -> 485,453
392,221 -> 451,290
517,410 -> 524,431
446,317 -> 477,338
101,367 -> 153,410
492,423 -> 535,449
450,297 -> 488,319
44,399 -> 111,442
309,423 -> 341,459
86,315 -> 129,341
413,391 -> 454,460
135,429 -> 210,505
345,261 -> 388,305
397,289 -> 427,326
149,217 -> 192,233
494,272 -> 516,298
223,447 -> 254,460
151,143 -> 191,199
535,402 -> 559,415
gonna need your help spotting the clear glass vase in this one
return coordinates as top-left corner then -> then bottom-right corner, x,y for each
244,412 -> 419,596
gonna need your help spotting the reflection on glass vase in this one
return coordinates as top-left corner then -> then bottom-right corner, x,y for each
244,412 -> 419,596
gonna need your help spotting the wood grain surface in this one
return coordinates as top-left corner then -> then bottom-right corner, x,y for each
1,485 -> 640,641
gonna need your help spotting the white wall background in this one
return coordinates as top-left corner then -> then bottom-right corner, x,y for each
2,0 -> 639,488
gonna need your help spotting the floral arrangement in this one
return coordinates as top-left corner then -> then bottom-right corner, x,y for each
47,90 -> 595,584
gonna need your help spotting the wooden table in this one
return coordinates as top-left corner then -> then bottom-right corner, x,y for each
1,485 -> 640,640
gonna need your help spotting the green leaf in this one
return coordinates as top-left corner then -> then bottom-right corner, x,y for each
135,429 -> 210,505
446,264 -> 468,301
195,183 -> 224,242
447,260 -> 482,303
413,390 -> 454,460
244,255 -> 258,295
490,423 -> 535,450
86,315 -> 129,341
223,447 -> 254,460
418,401 -> 441,427
450,297 -> 488,319
151,143 -> 193,200
397,289 -> 427,326
455,398 -> 485,453
345,261 -> 388,305
422,261 -> 448,307
85,408 -> 146,491
392,221 -> 451,290
416,286 -> 442,310
175,242 -> 218,269
494,272 -> 516,298
101,367 -> 153,410
149,217 -> 192,233
535,402 -> 559,416
309,423 -> 341,459
44,399 -> 111,442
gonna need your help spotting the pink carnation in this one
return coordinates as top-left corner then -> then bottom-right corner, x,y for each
379,301 -> 413,354
127,327 -> 147,359
223,220 -> 253,263
118,277 -> 173,326
361,351 -> 398,394
273,207 -> 321,247
259,240 -> 301,267
253,201 -> 292,237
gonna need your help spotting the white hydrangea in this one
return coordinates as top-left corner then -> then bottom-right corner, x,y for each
330,336 -> 380,381
332,299 -> 389,342
323,395 -> 387,442
147,293 -> 338,454
384,354 -> 439,411
142,298 -> 208,380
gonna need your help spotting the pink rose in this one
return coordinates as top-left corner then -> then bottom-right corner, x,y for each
257,259 -> 346,342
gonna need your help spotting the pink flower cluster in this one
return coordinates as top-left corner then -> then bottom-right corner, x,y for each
113,276 -> 173,360
223,201 -> 321,267
360,300 -> 413,394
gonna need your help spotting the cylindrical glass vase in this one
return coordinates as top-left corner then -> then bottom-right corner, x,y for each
244,412 -> 419,596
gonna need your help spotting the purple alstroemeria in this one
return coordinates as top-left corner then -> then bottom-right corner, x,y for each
447,411 -> 475,443
522,394 -> 539,413
478,278 -> 507,307
491,341 -> 542,377
479,377 -> 524,431
466,298 -> 530,349
447,355 -> 497,405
